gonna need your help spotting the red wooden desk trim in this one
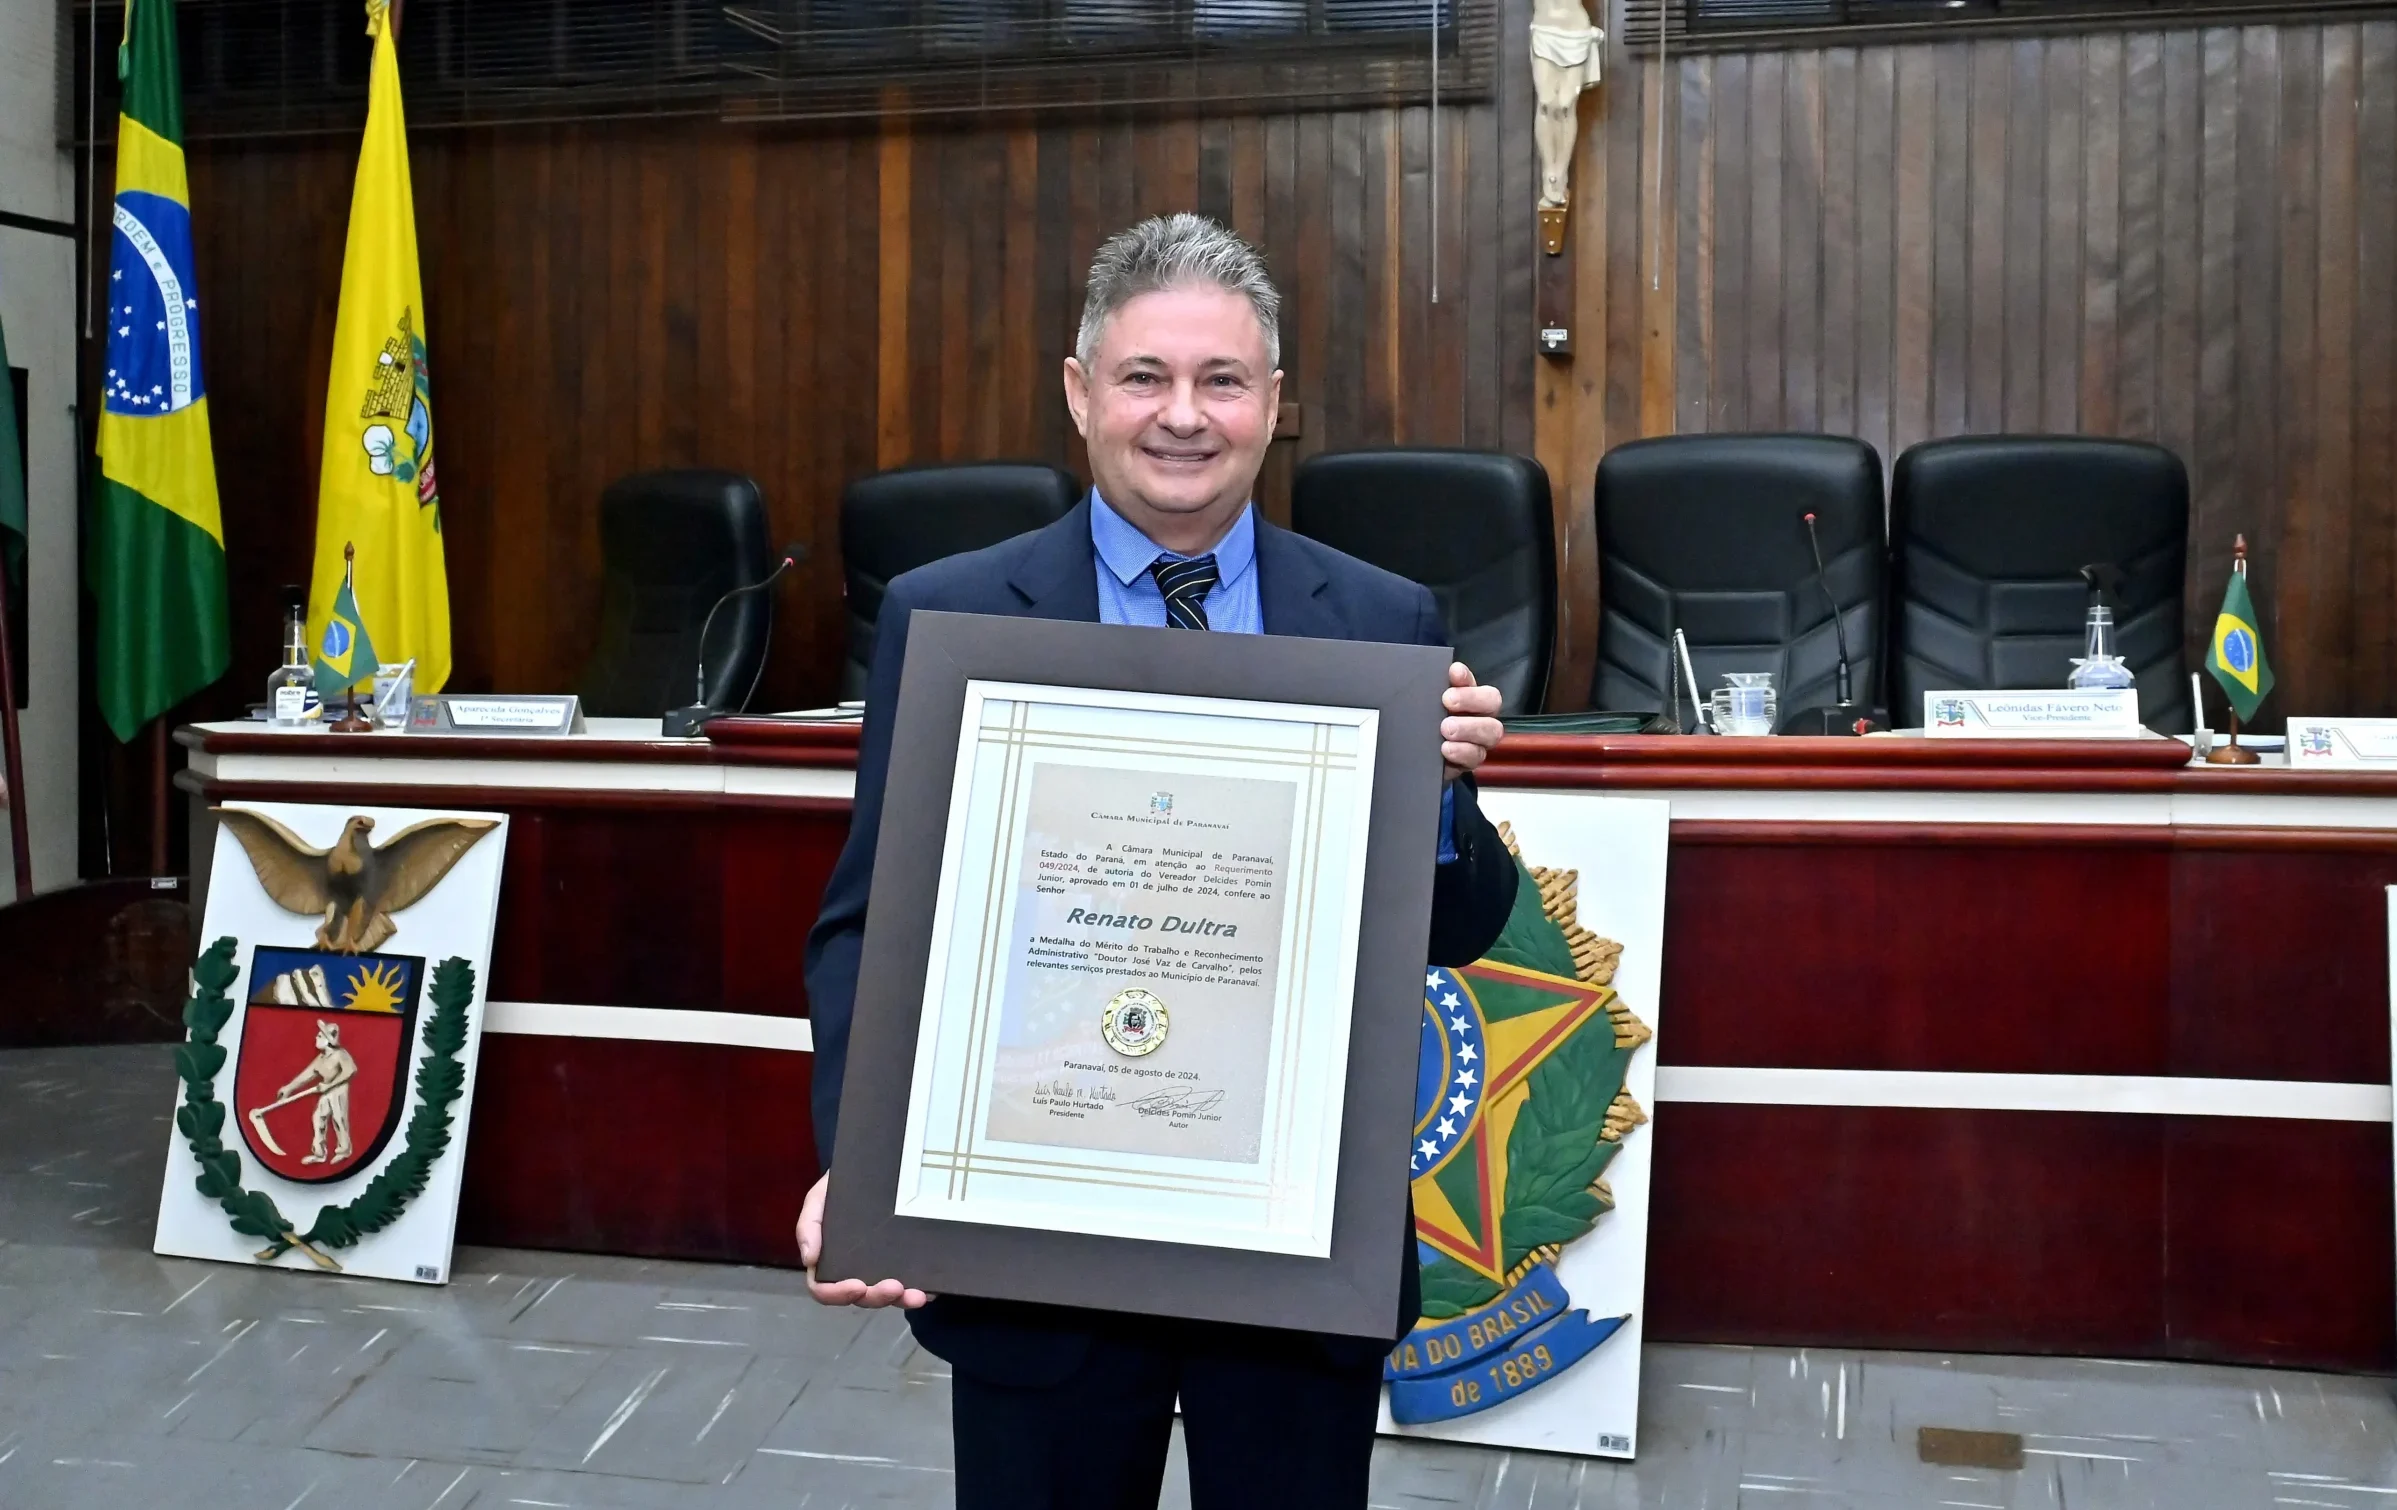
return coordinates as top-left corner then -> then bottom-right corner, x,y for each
1489,733 -> 2196,771
702,718 -> 864,766
178,725 -> 722,765
177,772 -> 735,815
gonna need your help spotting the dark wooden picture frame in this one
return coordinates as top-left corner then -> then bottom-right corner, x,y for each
821,611 -> 1450,1339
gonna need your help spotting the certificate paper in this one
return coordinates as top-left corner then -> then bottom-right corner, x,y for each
894,680 -> 1379,1257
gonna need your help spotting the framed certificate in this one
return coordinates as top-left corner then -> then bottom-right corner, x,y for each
822,611 -> 1450,1339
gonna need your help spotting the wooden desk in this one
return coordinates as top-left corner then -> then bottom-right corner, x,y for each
177,722 -> 2397,1371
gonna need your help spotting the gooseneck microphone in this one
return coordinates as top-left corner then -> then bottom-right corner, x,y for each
663,543 -> 808,738
1801,511 -> 1872,735
1802,511 -> 1854,713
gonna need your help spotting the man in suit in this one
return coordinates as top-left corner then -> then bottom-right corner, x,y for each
799,213 -> 1520,1508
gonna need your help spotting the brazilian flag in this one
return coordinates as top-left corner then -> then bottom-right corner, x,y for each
91,0 -> 229,742
2206,566 -> 2275,724
311,564 -> 379,698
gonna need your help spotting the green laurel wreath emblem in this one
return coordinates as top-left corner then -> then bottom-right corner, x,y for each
1417,840 -> 1649,1321
175,935 -> 475,1271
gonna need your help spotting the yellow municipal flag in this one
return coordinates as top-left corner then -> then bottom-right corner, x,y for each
310,0 -> 449,693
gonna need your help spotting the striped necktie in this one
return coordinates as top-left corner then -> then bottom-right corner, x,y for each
1152,554 -> 1220,630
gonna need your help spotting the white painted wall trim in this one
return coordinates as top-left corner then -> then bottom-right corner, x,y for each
483,1000 -> 814,1052
470,1007 -> 2390,1125
1654,1065 -> 2392,1123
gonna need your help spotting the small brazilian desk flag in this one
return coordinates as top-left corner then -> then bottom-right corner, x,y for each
313,549 -> 380,699
309,0 -> 450,694
92,0 -> 232,743
2206,548 -> 2275,724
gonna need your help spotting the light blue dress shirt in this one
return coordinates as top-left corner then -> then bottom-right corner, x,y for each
1088,492 -> 1457,862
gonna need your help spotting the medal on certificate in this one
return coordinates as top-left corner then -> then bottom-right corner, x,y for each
1101,988 -> 1171,1056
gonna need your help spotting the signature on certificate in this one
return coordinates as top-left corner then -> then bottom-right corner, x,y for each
1116,1087 -> 1227,1118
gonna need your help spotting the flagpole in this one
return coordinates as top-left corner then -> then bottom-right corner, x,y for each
0,555 -> 31,899
2206,534 -> 2261,767
150,718 -> 171,873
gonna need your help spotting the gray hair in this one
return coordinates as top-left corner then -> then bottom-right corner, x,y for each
1075,213 -> 1282,371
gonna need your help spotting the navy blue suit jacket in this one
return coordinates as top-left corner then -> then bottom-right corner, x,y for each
802,498 -> 1520,1383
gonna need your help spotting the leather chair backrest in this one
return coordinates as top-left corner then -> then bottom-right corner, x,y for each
1595,433 -> 1885,730
577,469 -> 772,719
1291,448 -> 1557,715
1889,436 -> 2190,730
840,462 -> 1084,698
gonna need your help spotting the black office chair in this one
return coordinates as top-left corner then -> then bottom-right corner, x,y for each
839,461 -> 1084,699
1291,448 -> 1556,715
1594,434 -> 1885,731
577,470 -> 774,719
1888,437 -> 2190,730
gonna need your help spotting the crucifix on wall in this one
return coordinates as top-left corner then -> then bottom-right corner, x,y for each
1531,0 -> 1604,355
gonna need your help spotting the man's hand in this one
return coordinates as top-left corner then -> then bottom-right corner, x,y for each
797,1171 -> 931,1309
1441,662 -> 1505,780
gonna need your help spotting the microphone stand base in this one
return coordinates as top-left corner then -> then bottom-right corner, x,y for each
1790,704 -> 1881,737
662,704 -> 717,739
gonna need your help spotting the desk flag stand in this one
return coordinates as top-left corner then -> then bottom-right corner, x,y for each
2204,535 -> 2271,766
321,542 -> 380,735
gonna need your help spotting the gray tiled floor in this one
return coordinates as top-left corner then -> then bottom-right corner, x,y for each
5,1045 -> 2395,1509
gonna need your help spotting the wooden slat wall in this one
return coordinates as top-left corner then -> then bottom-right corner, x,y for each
116,15 -> 1536,724
1541,17 -> 2397,720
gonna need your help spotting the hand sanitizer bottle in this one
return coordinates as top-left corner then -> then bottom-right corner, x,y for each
2068,605 -> 2137,689
266,589 -> 321,726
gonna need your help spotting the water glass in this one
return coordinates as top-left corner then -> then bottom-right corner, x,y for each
1709,673 -> 1776,736
372,664 -> 415,729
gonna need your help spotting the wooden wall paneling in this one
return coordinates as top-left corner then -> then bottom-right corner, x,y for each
1819,49 -> 1858,443
876,123 -> 914,472
1852,49 -> 1893,464
1361,110 -> 1395,443
2313,27 -> 2359,716
1782,50 -> 1822,435
1327,111 -> 1365,475
1967,41 -> 2011,432
2079,34 -> 2122,438
2115,32 -> 2163,440
2157,31 -> 2204,519
2042,37 -> 2085,437
1984,41 -> 2023,433
1495,0 -> 1539,465
1603,49 -> 1643,450
2277,28 -> 2324,714
1397,105 -> 1431,445
1930,45 -> 1972,438
1710,54 -> 1749,430
1747,53 -> 1786,429
1891,46 -> 1934,458
1638,58 -> 1677,443
936,129 -> 978,462
1675,58 -> 1714,436
2357,25 -> 2397,705
1465,61 -> 1503,450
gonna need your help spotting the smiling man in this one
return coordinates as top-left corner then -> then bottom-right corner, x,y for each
799,214 -> 1518,1509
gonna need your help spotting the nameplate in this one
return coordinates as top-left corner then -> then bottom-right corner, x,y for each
1923,690 -> 2144,738
2288,718 -> 2397,768
407,694 -> 586,737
